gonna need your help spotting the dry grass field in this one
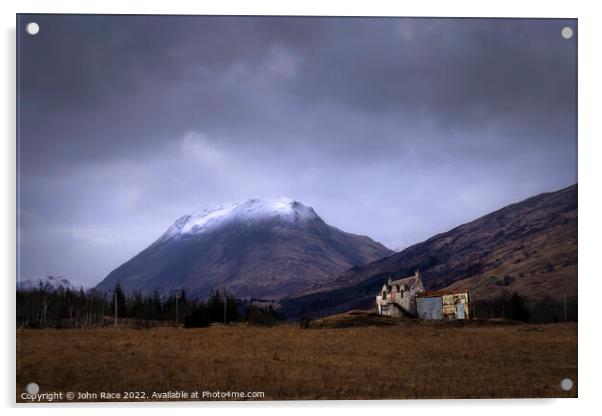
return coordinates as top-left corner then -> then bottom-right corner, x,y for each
16,318 -> 577,402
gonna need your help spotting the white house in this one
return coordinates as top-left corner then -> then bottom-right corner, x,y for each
375,270 -> 425,317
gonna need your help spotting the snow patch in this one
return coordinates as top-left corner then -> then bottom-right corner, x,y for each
161,198 -> 318,240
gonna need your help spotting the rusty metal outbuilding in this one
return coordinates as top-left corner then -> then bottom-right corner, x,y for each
416,289 -> 470,320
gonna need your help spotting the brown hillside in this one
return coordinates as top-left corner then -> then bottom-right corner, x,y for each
280,184 -> 577,318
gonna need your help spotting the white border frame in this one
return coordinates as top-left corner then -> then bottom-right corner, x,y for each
2,1 -> 601,415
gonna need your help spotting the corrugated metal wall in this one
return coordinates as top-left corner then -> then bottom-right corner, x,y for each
417,297 -> 443,320
442,293 -> 470,319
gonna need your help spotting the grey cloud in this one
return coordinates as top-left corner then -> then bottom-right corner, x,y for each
17,15 -> 577,286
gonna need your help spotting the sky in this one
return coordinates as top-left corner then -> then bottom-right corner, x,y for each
17,15 -> 577,287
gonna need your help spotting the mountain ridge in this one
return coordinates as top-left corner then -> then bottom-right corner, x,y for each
17,275 -> 80,291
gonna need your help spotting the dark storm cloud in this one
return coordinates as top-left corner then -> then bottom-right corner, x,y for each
17,15 -> 577,286
293,19 -> 575,117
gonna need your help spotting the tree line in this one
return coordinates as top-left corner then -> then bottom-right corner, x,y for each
470,291 -> 578,323
16,281 -> 279,329
17,281 -> 574,328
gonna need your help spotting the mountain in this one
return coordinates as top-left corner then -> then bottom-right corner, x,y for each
95,198 -> 393,298
17,275 -> 79,291
279,184 -> 577,318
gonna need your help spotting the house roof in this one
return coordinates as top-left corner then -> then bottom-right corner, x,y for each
389,275 -> 417,287
417,289 -> 469,298
381,273 -> 425,294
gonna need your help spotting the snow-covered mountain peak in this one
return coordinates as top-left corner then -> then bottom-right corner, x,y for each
17,275 -> 80,291
161,198 -> 318,239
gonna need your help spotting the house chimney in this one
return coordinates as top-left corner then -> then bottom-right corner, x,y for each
414,269 -> 425,293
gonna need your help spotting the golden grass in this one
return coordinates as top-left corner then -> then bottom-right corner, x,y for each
16,322 -> 577,401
